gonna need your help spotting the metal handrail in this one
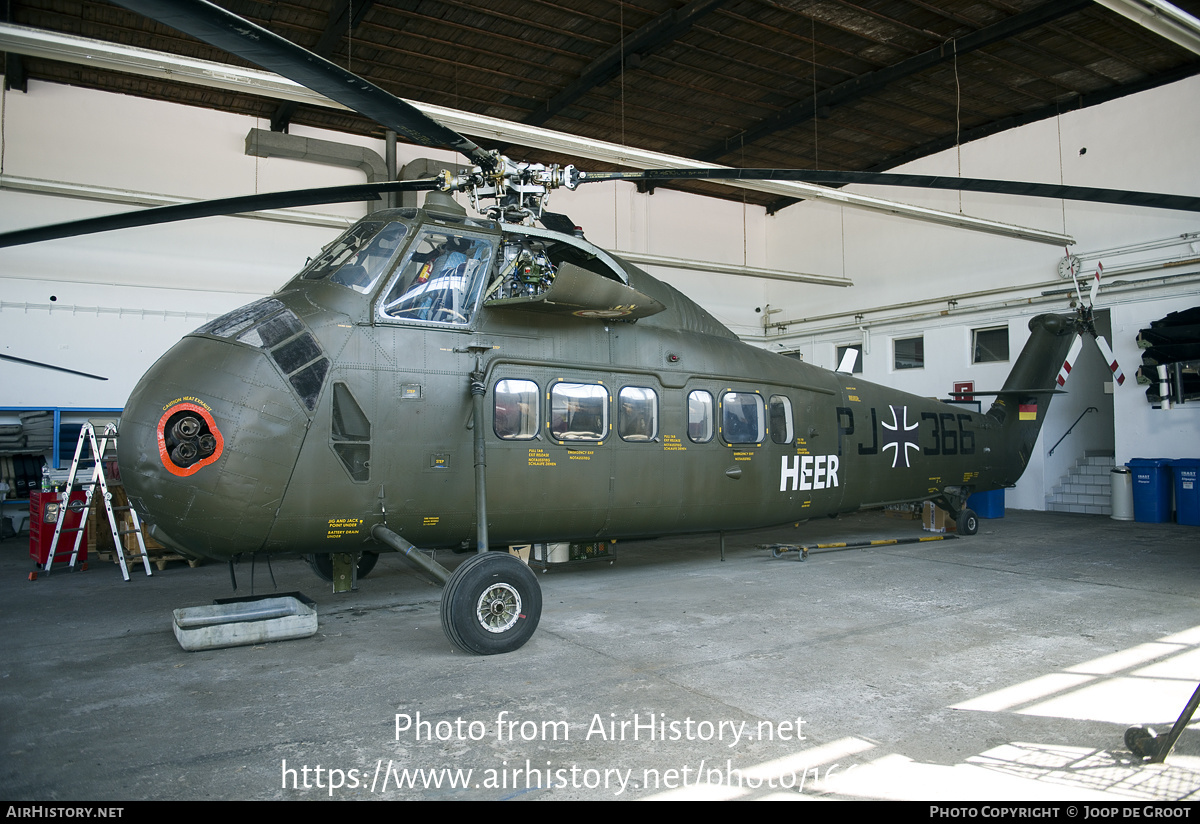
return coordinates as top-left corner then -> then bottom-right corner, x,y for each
1048,406 -> 1098,457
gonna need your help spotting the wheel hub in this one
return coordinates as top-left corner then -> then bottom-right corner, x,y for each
476,582 -> 521,633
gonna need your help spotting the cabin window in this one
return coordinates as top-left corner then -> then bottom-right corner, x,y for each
688,390 -> 713,443
549,383 -> 608,442
973,326 -> 1010,363
836,344 -> 863,373
378,227 -> 494,326
769,395 -> 794,444
618,386 -> 658,442
494,379 -> 539,440
720,391 -> 764,444
894,336 -> 924,370
301,219 -> 411,294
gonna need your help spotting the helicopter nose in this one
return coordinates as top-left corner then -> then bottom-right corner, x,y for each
117,334 -> 311,559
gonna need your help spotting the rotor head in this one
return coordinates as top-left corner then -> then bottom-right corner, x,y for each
440,152 -> 579,225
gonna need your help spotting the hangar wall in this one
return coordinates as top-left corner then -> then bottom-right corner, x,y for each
1,73 -> 1196,510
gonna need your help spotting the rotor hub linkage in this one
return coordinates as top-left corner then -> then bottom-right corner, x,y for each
440,152 -> 579,225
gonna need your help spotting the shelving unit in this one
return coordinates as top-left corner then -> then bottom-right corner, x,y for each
0,407 -> 122,540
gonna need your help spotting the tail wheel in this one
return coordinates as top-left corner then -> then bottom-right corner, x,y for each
956,508 -> 979,536
305,550 -> 380,582
1125,726 -> 1159,760
440,552 -> 541,655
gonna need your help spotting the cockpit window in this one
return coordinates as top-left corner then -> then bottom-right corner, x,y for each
300,220 -> 410,294
378,227 -> 494,326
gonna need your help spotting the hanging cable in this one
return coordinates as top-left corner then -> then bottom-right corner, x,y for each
812,16 -> 819,170
954,39 -> 962,214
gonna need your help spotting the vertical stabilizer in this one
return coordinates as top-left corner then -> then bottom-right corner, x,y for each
987,313 -> 1079,481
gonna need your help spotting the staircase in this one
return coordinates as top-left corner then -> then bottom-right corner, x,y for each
1046,453 -> 1115,515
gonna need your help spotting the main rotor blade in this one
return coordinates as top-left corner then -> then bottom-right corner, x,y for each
583,169 -> 1200,213
0,354 -> 108,381
0,179 -> 439,248
110,0 -> 494,170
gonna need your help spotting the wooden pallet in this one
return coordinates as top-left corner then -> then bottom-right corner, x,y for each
87,486 -> 201,570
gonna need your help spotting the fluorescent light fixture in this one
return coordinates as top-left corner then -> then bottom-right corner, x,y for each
1093,0 -> 1200,56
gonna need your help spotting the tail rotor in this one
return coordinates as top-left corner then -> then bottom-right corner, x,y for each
1057,250 -> 1125,388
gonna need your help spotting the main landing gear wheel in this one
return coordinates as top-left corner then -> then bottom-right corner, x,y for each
440,552 -> 542,655
306,550 -> 380,582
956,508 -> 979,536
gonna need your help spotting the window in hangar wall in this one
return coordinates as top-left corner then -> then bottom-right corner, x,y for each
972,326 -> 1010,363
894,336 -> 924,370
836,343 -> 863,373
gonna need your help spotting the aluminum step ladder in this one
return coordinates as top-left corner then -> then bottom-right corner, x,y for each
45,421 -> 153,580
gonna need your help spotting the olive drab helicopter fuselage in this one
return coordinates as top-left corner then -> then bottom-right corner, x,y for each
115,192 -> 1081,655
9,0 -> 1150,655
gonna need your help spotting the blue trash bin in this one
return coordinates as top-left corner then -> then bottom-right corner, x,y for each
967,488 -> 1005,519
1170,459 -> 1200,526
1128,458 -> 1173,523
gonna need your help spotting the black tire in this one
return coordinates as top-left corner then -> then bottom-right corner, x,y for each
956,508 -> 979,536
440,552 -> 541,655
1125,726 -> 1158,759
306,550 -> 379,582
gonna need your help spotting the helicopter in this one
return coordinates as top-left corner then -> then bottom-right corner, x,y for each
2,0 -> 1194,656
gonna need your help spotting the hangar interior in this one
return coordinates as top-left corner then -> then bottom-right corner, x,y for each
1,0 -> 1198,510
1,0 -> 1199,802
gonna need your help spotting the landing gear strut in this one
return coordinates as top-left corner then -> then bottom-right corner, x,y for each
1125,681 -> 1200,763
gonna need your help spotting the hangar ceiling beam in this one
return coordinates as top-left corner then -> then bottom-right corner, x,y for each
698,0 -> 1092,164
2,3 -> 25,92
522,0 -> 728,128
0,23 -> 1072,245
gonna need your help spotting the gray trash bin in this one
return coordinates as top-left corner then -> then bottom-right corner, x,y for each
1110,466 -> 1134,521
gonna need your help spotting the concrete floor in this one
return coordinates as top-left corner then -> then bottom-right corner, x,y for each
2,509 -> 1199,801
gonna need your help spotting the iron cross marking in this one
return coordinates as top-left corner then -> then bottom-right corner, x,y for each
881,405 -> 920,469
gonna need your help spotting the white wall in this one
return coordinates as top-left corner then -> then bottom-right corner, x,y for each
2,73 -> 1197,504
760,77 -> 1200,322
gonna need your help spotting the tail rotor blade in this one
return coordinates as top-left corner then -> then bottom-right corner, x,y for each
1066,246 -> 1084,305
1095,335 -> 1126,386
1089,261 -> 1103,307
1057,336 -> 1085,387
